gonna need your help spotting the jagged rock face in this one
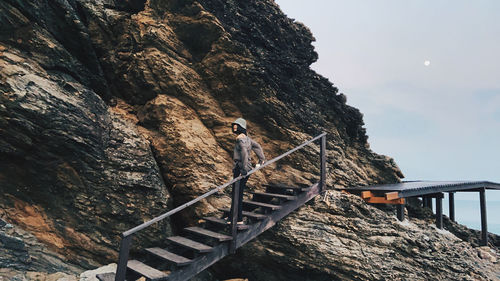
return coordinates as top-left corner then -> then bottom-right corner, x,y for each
0,219 -> 81,280
407,200 -> 500,249
214,192 -> 500,281
0,0 -> 407,276
0,48 -> 172,267
73,0 -> 403,190
0,3 -> 173,266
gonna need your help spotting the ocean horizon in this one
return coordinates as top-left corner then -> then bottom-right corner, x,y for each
440,198 -> 500,235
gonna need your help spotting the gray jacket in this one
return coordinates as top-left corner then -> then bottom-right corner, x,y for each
233,135 -> 266,174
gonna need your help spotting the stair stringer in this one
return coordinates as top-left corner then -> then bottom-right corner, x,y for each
166,182 -> 321,281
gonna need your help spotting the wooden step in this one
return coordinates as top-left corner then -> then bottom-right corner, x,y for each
250,191 -> 297,201
243,200 -> 282,210
203,216 -> 250,230
264,183 -> 310,191
219,208 -> 267,220
127,260 -> 167,280
167,236 -> 213,253
184,226 -> 232,242
145,247 -> 193,266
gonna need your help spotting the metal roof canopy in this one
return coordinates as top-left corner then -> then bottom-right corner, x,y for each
341,180 -> 500,247
344,181 -> 500,198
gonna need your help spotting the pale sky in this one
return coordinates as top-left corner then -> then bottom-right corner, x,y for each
274,1 -> 500,232
275,0 -> 500,198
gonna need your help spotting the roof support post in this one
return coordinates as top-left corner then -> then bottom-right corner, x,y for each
448,192 -> 455,222
479,188 -> 488,246
436,193 -> 443,229
423,196 -> 433,212
422,196 -> 428,208
396,203 -> 405,221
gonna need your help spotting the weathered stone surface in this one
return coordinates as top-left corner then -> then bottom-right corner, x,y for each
79,263 -> 116,281
477,247 -> 498,264
406,199 -> 500,249
0,46 -> 171,267
214,191 -> 500,281
73,0 -> 403,191
0,221 -> 81,280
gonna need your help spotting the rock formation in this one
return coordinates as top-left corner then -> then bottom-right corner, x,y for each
0,0 -> 497,280
214,192 -> 500,280
0,218 -> 81,280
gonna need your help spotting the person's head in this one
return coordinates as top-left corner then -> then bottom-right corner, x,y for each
232,118 -> 247,135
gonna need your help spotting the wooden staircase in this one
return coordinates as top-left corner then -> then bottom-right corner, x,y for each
97,133 -> 327,281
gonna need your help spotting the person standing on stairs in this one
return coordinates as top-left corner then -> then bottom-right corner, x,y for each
230,118 -> 266,225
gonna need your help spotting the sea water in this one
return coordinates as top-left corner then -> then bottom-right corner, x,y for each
440,196 -> 500,235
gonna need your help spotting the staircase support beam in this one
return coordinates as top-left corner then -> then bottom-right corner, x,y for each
165,182 -> 321,281
165,242 -> 229,281
235,183 -> 320,249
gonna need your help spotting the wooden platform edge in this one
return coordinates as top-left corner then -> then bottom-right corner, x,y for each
361,191 -> 374,199
385,191 -> 400,200
364,197 -> 405,205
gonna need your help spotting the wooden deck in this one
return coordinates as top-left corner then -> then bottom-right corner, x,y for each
339,181 -> 500,246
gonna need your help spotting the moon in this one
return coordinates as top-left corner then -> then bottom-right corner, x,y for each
424,60 -> 431,66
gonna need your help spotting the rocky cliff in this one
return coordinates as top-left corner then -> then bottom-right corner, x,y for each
0,0 -> 497,280
215,192 -> 500,281
0,218 -> 81,280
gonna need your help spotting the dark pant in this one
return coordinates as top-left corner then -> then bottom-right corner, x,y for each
230,167 -> 249,222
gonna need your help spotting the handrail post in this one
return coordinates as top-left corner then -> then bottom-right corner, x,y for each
229,179 -> 241,253
320,133 -> 327,194
115,235 -> 133,281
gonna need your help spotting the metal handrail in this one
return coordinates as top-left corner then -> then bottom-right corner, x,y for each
122,177 -> 240,237
122,132 -> 326,238
115,132 -> 327,281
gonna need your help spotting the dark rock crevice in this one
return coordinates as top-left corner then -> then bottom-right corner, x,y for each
1,0 -> 111,100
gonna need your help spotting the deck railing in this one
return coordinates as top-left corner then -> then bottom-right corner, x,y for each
115,132 -> 327,281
